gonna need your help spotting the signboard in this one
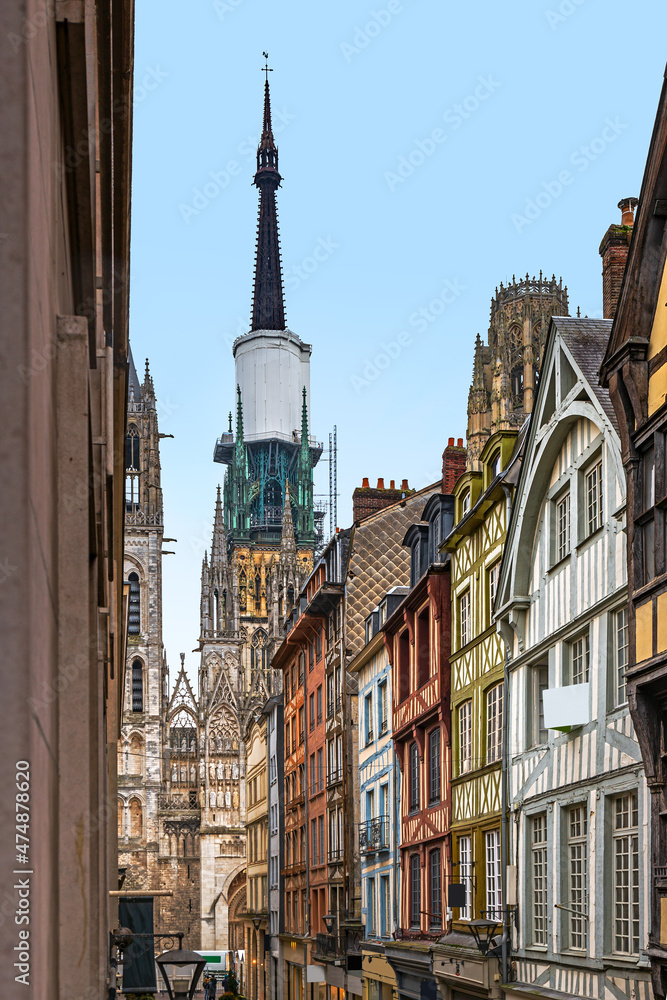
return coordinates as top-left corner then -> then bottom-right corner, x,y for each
119,896 -> 157,994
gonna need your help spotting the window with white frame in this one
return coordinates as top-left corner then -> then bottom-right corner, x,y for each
613,607 -> 629,707
531,814 -> 547,946
379,680 -> 388,735
485,830 -> 501,920
585,460 -> 603,535
556,491 -> 571,562
486,683 -> 503,764
459,700 -> 473,774
613,791 -> 639,956
569,633 -> 590,684
488,561 -> 500,611
460,590 -> 471,647
530,664 -> 548,746
461,488 -> 471,517
567,805 -> 588,950
458,835 -> 472,920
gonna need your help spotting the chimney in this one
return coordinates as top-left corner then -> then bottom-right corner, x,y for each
442,437 -> 467,494
599,197 -> 638,319
352,478 -> 413,522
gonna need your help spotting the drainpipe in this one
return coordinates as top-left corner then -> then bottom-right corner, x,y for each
393,739 -> 400,935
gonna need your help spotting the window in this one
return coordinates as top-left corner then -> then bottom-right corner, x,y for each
567,805 -> 588,950
429,849 -> 442,929
409,742 -> 419,812
125,427 -> 140,511
417,607 -> 430,687
486,683 -> 503,764
128,572 -> 141,635
309,640 -> 314,671
379,681 -> 388,735
530,665 -> 548,746
317,685 -> 323,725
317,748 -> 323,792
461,489 -> 471,517
316,632 -> 322,661
458,836 -> 472,920
380,875 -> 390,937
459,700 -> 472,774
585,460 -> 603,535
298,706 -> 304,744
327,673 -> 334,718
613,791 -> 639,955
131,660 -> 143,712
318,814 -> 324,865
570,633 -> 590,684
488,561 -> 500,610
410,855 -> 421,927
311,818 -> 318,865
398,630 -> 410,703
365,693 -> 373,745
309,753 -> 316,794
491,450 -> 502,478
460,589 -> 471,647
309,693 -> 315,731
614,607 -> 629,707
531,814 -> 547,945
484,830 -> 501,921
556,491 -> 571,562
428,728 -> 441,804
367,877 -> 376,936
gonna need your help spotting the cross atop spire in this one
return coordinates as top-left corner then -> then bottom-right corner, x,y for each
251,59 -> 285,332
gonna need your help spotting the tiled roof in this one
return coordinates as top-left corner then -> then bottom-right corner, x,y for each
552,316 -> 617,430
345,484 -> 440,657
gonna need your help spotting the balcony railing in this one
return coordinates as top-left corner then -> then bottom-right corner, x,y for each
655,865 -> 667,884
309,778 -> 324,796
359,815 -> 389,853
380,719 -> 388,735
328,847 -> 344,864
299,733 -> 304,746
327,768 -> 343,788
314,933 -> 342,959
365,729 -> 374,746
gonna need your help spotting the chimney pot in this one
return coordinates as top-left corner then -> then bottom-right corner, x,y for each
401,479 -> 409,491
362,477 -> 369,489
448,437 -> 454,446
390,479 -> 395,489
377,478 -> 385,490
618,197 -> 639,227
457,438 -> 463,447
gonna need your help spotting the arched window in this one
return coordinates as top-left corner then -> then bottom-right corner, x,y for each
129,734 -> 143,776
131,659 -> 143,711
129,798 -> 142,838
125,426 -> 140,512
490,450 -> 502,478
461,489 -> 471,518
118,799 -> 124,838
251,628 -> 269,672
511,365 -> 524,404
128,573 -> 141,635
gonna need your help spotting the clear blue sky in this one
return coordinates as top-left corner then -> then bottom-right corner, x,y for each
129,0 -> 667,680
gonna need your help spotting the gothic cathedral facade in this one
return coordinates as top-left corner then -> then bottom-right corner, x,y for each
117,71 -> 319,950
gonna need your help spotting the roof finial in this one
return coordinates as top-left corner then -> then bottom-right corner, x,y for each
262,51 -> 273,85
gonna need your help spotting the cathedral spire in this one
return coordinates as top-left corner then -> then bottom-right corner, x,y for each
251,58 -> 286,332
280,481 -> 297,563
210,485 -> 226,569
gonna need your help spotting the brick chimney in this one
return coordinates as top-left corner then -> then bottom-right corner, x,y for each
352,478 -> 414,522
599,197 -> 638,319
442,437 -> 467,493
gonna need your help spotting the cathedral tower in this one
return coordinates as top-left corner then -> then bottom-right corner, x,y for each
197,65 -> 319,951
118,353 -> 172,921
466,273 -> 569,468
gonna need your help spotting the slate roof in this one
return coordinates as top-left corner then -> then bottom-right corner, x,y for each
345,483 -> 440,658
552,316 -> 617,430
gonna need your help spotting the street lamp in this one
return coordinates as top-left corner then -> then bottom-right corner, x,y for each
467,917 -> 501,956
156,945 -> 206,1000
322,913 -> 336,934
252,916 -> 262,932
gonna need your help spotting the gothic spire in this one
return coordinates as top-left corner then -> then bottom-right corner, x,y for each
251,62 -> 286,332
280,481 -> 296,559
210,485 -> 226,569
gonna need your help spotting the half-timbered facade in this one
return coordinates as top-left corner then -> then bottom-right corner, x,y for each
600,76 -> 667,999
497,316 -> 651,1000
435,429 -> 519,1000
383,491 -> 456,998
244,713 -> 269,1000
350,589 -> 407,1000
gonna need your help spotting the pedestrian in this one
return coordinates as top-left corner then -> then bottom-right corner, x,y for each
203,973 -> 211,1000
209,974 -> 217,999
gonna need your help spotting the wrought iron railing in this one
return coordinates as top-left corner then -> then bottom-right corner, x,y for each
359,815 -> 389,853
314,933 -> 342,958
327,768 -> 343,788
328,848 -> 344,864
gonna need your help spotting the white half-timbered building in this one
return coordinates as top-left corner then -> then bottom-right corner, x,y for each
495,317 -> 652,1000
